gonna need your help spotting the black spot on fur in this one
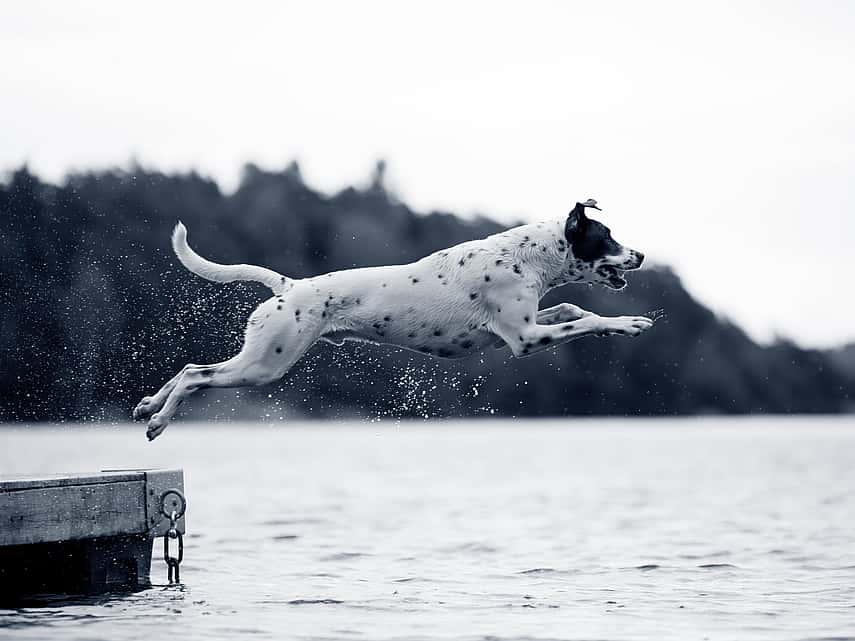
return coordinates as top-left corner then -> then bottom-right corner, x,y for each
460,339 -> 474,348
513,264 -> 522,275
433,329 -> 443,336
458,259 -> 465,266
275,346 -> 283,353
539,336 -> 552,345
495,259 -> 503,265
372,322 -> 382,328
437,274 -> 443,279
382,283 -> 387,287
295,309 -> 300,316
522,348 -> 530,355
322,311 -> 327,318
469,293 -> 478,300
484,275 -> 491,282
524,315 -> 530,323
277,305 -> 282,310
407,332 -> 416,338
356,298 -> 361,304
518,336 -> 524,342
384,315 -> 391,322
412,278 -> 419,284
280,276 -> 286,282
324,301 -> 329,307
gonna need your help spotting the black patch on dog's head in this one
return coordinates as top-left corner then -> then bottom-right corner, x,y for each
564,203 -> 623,262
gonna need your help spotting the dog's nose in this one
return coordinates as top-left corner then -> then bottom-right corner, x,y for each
635,251 -> 645,266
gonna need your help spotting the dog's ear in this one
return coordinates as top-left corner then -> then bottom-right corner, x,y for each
564,202 -> 588,242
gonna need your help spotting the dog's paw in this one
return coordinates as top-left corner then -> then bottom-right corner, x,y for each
133,396 -> 158,421
146,413 -> 169,441
602,315 -> 654,337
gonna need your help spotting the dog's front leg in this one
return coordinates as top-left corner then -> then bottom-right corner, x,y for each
537,303 -> 594,325
493,303 -> 596,348
490,308 -> 655,358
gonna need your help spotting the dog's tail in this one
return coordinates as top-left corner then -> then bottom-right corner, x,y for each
171,222 -> 290,294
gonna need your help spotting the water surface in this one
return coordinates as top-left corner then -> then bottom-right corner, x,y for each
1,418 -> 853,640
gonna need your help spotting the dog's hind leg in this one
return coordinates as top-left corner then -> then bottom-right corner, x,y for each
134,367 -> 197,420
145,332 -> 320,440
144,296 -> 325,440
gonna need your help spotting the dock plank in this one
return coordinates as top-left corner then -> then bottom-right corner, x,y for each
0,480 -> 147,546
0,471 -> 144,492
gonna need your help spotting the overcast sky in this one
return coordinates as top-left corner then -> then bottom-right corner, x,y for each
2,1 -> 853,347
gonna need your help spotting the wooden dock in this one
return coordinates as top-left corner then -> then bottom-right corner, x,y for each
0,469 -> 185,602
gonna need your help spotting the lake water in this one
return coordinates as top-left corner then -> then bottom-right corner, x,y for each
1,418 -> 854,641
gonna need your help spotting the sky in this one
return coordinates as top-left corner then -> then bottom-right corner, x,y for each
2,1 -> 853,347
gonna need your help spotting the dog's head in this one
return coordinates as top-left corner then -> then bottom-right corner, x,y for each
563,199 -> 644,290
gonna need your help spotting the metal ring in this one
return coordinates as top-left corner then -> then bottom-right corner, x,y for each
159,488 -> 187,519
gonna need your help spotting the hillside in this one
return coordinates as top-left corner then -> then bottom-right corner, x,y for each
0,163 -> 851,422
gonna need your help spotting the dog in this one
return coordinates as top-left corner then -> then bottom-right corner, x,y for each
135,199 -> 656,440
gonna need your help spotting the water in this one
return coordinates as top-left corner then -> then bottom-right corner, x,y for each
1,417 -> 854,640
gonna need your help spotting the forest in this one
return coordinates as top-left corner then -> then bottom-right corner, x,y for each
1,162 -> 852,422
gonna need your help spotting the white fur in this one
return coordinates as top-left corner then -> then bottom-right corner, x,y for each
136,217 -> 654,440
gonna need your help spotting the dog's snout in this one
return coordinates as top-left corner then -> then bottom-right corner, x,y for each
635,251 -> 645,266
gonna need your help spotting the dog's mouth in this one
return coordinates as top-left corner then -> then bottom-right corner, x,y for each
600,265 -> 627,290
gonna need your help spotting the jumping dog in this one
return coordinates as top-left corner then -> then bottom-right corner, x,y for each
135,199 -> 657,440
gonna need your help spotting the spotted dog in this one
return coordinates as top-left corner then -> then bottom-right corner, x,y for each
135,199 -> 657,440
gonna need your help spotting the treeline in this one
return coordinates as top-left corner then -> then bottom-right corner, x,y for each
0,162 -> 852,422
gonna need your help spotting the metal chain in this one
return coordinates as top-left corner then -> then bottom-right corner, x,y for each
160,489 -> 186,584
